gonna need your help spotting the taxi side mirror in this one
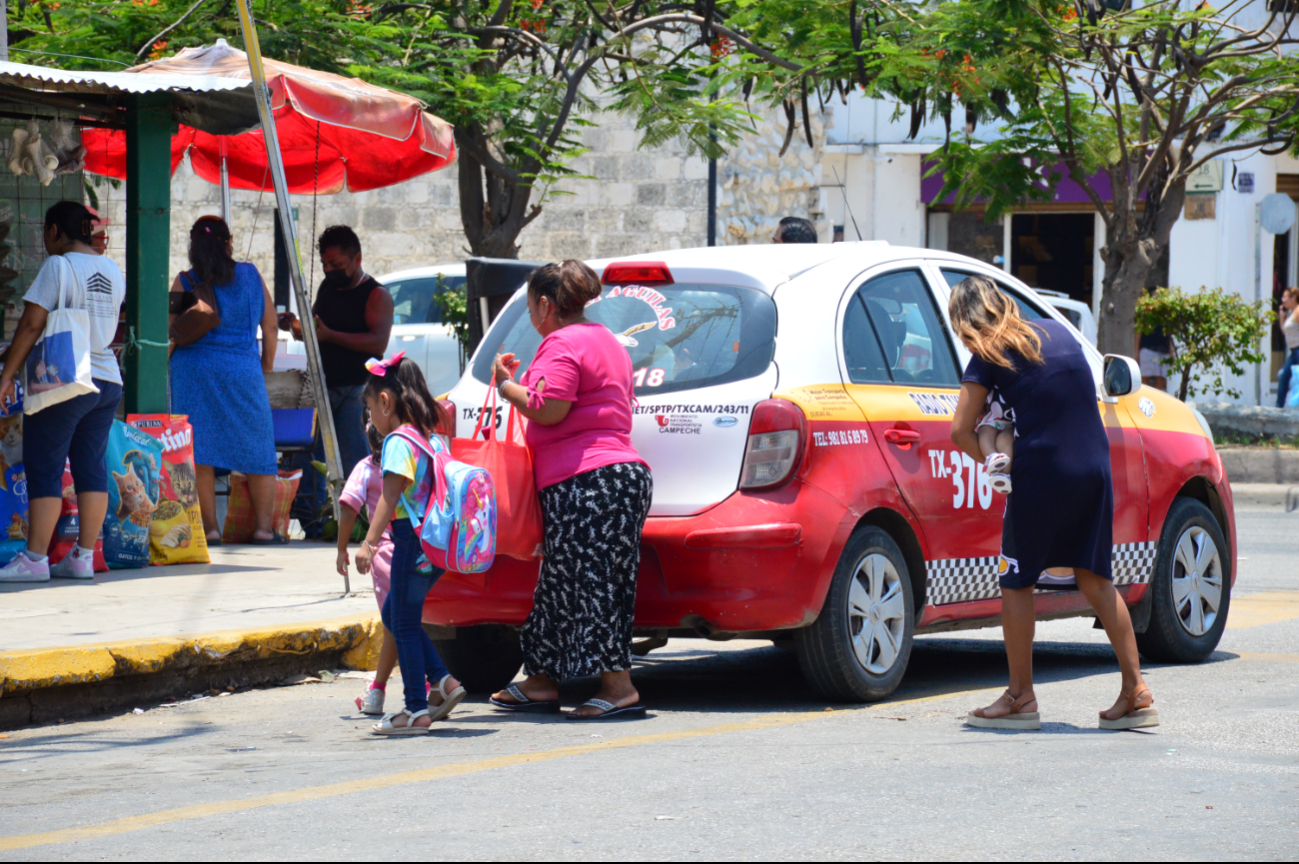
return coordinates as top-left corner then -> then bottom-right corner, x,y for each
1102,354 -> 1141,402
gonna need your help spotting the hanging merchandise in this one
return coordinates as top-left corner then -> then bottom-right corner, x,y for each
128,414 -> 210,565
103,420 -> 164,569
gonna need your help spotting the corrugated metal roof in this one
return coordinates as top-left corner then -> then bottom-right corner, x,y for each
0,60 -> 250,94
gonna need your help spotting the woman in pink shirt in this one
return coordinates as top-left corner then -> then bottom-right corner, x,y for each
489,260 -> 652,721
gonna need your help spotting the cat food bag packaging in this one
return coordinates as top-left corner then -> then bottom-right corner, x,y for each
50,462 -> 108,572
127,414 -> 209,566
102,421 -> 164,569
0,384 -> 28,554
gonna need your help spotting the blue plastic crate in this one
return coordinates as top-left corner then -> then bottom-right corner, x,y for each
273,408 -> 316,450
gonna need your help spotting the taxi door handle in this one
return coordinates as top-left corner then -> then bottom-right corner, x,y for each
884,428 -> 921,445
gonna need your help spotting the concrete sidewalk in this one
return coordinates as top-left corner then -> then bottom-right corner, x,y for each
0,544 -> 373,651
0,544 -> 385,729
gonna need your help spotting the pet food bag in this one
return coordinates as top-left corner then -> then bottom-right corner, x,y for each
0,385 -> 28,553
222,470 -> 302,544
102,421 -> 164,569
127,414 -> 209,565
50,463 -> 108,572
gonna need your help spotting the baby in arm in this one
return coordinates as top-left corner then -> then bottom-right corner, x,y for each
976,390 -> 1014,495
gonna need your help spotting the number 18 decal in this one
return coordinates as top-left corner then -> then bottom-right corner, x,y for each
633,368 -> 667,387
929,449 -> 993,510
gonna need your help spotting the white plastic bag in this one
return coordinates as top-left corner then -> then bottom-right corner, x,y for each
23,256 -> 97,414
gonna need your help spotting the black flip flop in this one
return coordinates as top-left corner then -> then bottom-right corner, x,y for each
249,532 -> 290,546
490,683 -> 560,714
565,698 -> 648,721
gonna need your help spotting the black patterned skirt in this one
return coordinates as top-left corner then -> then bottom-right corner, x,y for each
521,461 -> 653,681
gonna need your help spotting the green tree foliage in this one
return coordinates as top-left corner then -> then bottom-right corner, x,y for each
9,0 -> 766,259
1136,286 -> 1269,402
431,274 -> 469,373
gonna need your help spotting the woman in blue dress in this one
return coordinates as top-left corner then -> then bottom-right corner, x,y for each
948,275 -> 1156,732
170,216 -> 284,544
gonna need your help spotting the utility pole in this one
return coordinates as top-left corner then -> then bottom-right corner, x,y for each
1,0 -> 9,62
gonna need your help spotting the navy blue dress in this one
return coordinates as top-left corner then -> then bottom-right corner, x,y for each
171,263 -> 278,475
962,319 -> 1113,589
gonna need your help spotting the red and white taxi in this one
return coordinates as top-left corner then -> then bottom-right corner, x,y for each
427,243 -> 1236,702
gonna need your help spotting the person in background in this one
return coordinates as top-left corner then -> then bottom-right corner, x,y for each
1137,325 -> 1172,392
1276,287 -> 1299,408
170,216 -> 283,545
489,260 -> 653,721
355,354 -> 464,734
949,275 -> 1155,732
0,202 -> 126,582
337,422 -> 401,716
771,216 -> 818,244
282,225 -> 394,537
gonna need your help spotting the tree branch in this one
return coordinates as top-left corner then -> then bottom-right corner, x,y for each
136,0 -> 208,61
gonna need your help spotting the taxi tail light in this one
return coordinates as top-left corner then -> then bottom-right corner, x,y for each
602,261 -> 673,285
739,399 -> 807,490
437,399 -> 456,437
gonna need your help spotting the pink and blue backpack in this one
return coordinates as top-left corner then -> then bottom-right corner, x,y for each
391,427 -> 497,574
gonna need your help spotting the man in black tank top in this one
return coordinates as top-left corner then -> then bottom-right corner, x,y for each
281,225 -> 393,536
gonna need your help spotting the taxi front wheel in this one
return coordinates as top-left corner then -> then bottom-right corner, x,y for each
1136,497 -> 1231,664
795,526 -> 915,702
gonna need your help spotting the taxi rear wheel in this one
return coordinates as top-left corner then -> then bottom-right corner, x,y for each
428,625 -> 524,694
795,526 -> 915,702
1136,497 -> 1231,664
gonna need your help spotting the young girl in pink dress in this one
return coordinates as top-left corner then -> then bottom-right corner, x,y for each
336,423 -> 398,715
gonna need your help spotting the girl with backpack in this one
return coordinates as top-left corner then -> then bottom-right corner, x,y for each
354,353 -> 466,734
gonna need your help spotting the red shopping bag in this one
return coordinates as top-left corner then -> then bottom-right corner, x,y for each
451,390 -> 543,560
222,470 -> 302,544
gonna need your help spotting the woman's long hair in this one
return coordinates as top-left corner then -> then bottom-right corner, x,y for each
188,216 -> 236,288
948,275 -> 1043,370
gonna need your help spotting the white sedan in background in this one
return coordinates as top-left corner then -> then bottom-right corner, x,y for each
276,263 -> 466,395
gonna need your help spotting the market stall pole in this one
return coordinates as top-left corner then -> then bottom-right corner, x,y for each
123,92 -> 174,414
232,0 -> 345,550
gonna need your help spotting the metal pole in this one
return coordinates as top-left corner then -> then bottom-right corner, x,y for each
1,0 -> 9,62
219,143 -> 231,224
1255,202 -> 1262,406
234,0 -> 347,590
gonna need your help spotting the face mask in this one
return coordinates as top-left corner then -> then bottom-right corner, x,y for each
321,269 -> 351,291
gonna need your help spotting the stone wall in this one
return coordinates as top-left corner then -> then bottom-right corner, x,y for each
91,104 -> 832,289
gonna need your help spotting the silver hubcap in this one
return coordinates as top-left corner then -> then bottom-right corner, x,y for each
1171,526 -> 1223,637
847,553 -> 906,675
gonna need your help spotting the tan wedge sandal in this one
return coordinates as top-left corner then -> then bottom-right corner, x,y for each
966,690 -> 1041,731
1099,687 -> 1159,730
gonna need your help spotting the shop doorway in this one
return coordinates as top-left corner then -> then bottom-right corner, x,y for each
1010,213 -> 1095,308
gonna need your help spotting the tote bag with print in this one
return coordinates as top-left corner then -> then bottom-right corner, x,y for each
23,256 -> 98,414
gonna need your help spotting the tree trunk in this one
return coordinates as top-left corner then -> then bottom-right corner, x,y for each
454,129 -> 536,261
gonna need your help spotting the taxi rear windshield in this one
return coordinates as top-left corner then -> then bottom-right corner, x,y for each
472,284 -> 776,397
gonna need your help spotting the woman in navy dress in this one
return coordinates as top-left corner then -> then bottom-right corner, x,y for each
170,216 -> 283,544
948,275 -> 1156,731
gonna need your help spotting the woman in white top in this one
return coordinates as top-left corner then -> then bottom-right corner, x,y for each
0,201 -> 127,583
1277,287 -> 1299,408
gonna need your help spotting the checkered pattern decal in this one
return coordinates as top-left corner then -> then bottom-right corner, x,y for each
926,541 -> 1158,606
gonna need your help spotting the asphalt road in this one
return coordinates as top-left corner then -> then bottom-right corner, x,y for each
2,503 -> 1296,860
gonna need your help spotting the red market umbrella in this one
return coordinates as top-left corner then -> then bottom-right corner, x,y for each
82,40 -> 455,193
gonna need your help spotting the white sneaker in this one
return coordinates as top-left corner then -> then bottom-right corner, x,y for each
985,452 -> 1011,475
990,473 -> 1012,495
0,553 -> 50,583
51,549 -> 95,580
356,686 -> 386,715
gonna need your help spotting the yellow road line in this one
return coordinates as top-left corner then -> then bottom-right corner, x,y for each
0,687 -> 988,852
1227,591 -> 1299,630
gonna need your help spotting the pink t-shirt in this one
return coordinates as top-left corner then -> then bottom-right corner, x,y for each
339,456 -> 394,609
521,322 -> 645,490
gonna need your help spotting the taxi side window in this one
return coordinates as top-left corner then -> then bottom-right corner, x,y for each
940,269 -> 1048,321
843,270 -> 961,386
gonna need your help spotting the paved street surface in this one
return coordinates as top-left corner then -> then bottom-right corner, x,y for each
2,498 -> 1296,859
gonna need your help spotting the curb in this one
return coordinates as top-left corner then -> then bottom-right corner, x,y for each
1219,449 -> 1299,484
0,614 -> 383,730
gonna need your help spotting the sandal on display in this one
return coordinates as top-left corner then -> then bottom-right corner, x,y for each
565,698 -> 648,721
1099,687 -> 1159,730
966,690 -> 1040,731
427,676 -> 467,722
489,683 -> 561,714
372,708 -> 431,736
